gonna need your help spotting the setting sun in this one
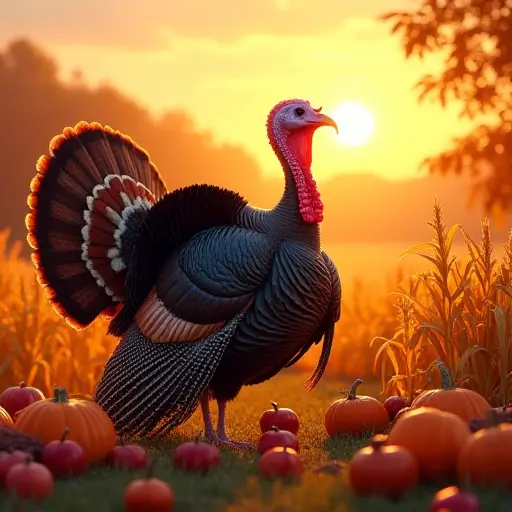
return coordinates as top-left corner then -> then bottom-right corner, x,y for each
332,101 -> 375,147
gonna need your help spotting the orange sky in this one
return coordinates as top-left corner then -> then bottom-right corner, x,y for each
0,0 -> 474,182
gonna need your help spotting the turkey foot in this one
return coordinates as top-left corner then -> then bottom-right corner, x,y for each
199,394 -> 253,451
202,431 -> 253,450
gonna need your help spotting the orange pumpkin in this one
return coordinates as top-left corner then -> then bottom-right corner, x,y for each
411,360 -> 491,422
325,379 -> 389,437
348,434 -> 418,498
387,406 -> 470,482
458,410 -> 512,489
0,406 -> 13,426
14,386 -> 116,464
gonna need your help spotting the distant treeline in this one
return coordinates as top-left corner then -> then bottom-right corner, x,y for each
0,38 -> 508,256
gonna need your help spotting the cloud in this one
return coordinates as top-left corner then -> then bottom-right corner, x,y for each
0,0 -> 411,49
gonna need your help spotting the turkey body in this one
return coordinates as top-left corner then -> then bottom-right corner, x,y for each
132,204 -> 334,401
25,99 -> 342,442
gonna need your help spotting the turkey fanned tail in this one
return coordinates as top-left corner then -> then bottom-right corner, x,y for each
94,312 -> 245,439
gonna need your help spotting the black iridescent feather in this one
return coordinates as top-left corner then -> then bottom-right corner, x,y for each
107,185 -> 248,336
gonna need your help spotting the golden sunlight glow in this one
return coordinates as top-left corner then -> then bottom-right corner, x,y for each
331,101 -> 375,147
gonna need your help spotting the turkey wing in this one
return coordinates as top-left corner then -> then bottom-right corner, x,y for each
136,225 -> 275,343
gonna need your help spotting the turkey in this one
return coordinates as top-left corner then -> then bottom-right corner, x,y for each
25,98 -> 342,448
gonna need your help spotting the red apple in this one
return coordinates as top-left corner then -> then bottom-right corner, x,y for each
172,437 -> 220,473
259,402 -> 300,434
5,456 -> 54,502
108,444 -> 148,470
257,426 -> 299,455
393,406 -> 412,424
0,381 -> 45,419
0,450 -> 29,486
430,486 -> 480,512
259,446 -> 303,480
383,396 -> 408,421
41,428 -> 87,477
124,458 -> 174,512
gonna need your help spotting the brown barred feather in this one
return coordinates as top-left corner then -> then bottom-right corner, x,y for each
135,288 -> 224,343
26,122 -> 167,330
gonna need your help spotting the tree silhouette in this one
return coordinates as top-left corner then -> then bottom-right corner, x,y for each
0,38 -> 277,254
381,1 -> 512,216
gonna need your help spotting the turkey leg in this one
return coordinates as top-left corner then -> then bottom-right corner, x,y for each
199,393 -> 216,440
199,394 -> 252,450
216,399 -> 253,450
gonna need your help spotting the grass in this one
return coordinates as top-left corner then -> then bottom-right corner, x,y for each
1,371 -> 510,512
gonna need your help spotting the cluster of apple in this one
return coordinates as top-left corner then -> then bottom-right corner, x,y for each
0,431 -> 154,507
162,401 -> 304,480
0,401 -> 303,511
257,402 -> 302,479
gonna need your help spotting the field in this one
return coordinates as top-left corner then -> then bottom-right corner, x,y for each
0,201 -> 512,510
1,371 -> 510,512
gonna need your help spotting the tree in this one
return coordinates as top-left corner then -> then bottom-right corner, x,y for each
381,0 -> 512,217
0,38 -> 270,254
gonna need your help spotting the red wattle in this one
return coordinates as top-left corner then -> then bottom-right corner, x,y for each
286,129 -> 323,223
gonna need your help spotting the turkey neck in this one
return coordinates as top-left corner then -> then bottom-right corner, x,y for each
242,127 -> 321,251
270,169 -> 320,249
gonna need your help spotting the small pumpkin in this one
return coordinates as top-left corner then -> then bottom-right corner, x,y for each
0,406 -> 13,427
411,360 -> 491,422
348,434 -> 418,498
325,379 -> 389,437
14,387 -> 116,464
387,406 -> 470,482
458,410 -> 512,489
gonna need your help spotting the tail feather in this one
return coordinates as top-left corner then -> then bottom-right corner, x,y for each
94,313 -> 244,439
26,122 -> 167,330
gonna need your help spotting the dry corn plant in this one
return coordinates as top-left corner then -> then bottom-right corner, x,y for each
373,201 -> 512,406
0,230 -> 118,396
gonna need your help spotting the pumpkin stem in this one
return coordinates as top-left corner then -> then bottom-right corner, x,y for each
194,432 -> 202,444
18,381 -> 26,388
346,379 -> 363,400
271,402 -> 279,412
271,425 -> 279,432
370,434 -> 388,451
53,387 -> 69,403
433,360 -> 455,390
60,427 -> 70,443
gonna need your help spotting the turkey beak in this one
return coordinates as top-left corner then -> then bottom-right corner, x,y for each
308,112 -> 338,134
